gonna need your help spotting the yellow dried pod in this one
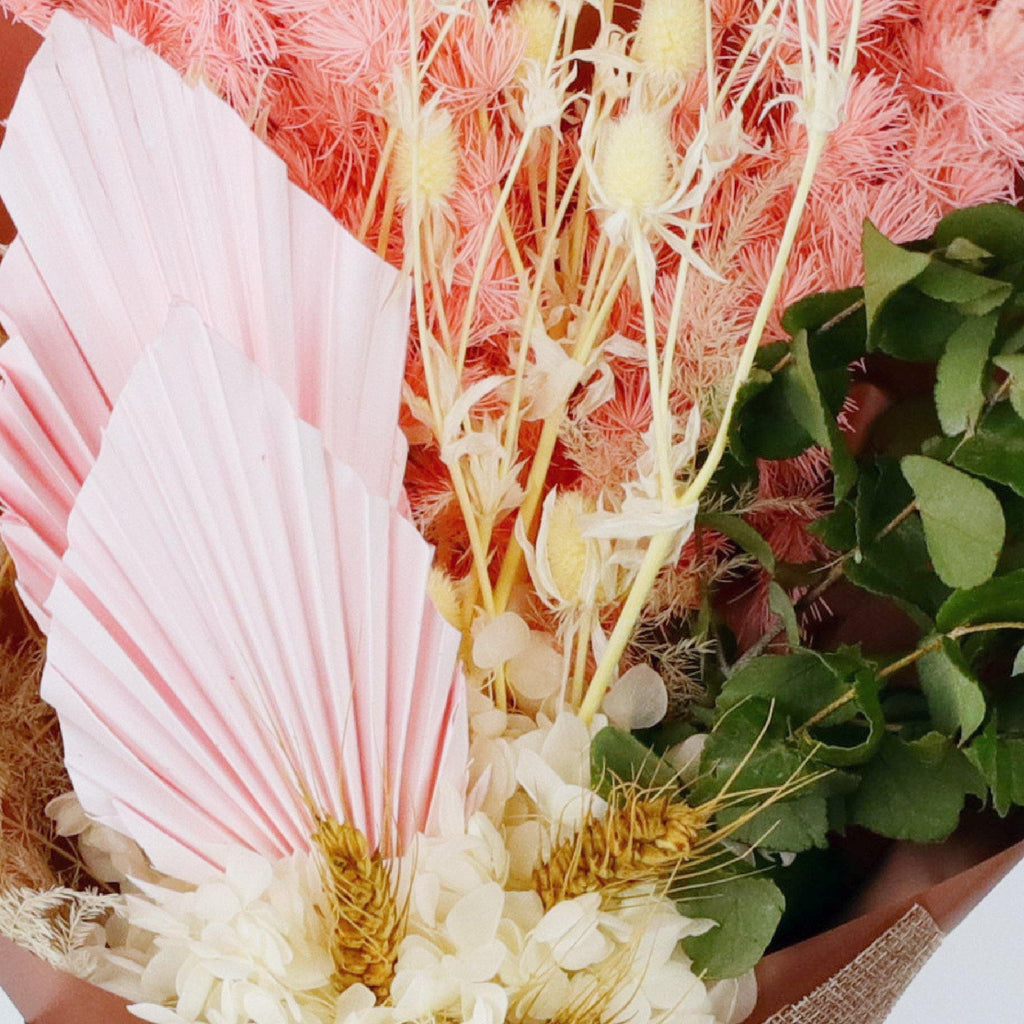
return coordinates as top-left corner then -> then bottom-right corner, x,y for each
544,490 -> 595,605
392,103 -> 458,209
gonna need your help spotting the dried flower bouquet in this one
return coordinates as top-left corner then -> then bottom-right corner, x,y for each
2,2 -> 1024,1024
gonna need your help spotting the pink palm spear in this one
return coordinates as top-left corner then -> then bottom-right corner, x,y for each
0,13 -> 467,882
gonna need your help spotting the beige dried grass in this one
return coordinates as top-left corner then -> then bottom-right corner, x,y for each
0,556 -> 89,893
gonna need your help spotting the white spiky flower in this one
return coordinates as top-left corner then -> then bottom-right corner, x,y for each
122,849 -> 337,1024
633,0 -> 707,83
509,0 -> 561,68
585,100 -> 719,290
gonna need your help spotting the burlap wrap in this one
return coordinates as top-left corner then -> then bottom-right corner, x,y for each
762,904 -> 942,1024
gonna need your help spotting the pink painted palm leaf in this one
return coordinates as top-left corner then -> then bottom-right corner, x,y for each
0,11 -> 410,627
44,305 -> 466,884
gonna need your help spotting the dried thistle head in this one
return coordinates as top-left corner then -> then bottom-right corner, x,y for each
311,817 -> 404,1002
632,0 -> 707,83
391,89 -> 460,212
594,106 -> 676,217
509,0 -> 561,68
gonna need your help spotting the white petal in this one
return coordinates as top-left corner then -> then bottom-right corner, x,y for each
446,882 -> 505,951
507,634 -> 565,703
602,664 -> 668,730
707,970 -> 758,1024
472,613 -> 531,669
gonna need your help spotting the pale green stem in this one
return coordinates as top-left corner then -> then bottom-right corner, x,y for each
501,159 -> 585,473
358,127 -> 397,243
715,0 -> 784,115
634,226 -> 675,499
494,253 -> 633,613
405,0 -> 496,630
660,221 -> 698,411
579,128 -> 831,724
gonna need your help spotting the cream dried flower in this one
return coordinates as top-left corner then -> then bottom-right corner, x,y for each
509,0 -> 561,68
122,849 -> 337,1024
633,0 -> 707,83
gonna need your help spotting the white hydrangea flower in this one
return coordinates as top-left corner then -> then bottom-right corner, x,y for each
47,792 -> 156,887
118,849 -> 337,1024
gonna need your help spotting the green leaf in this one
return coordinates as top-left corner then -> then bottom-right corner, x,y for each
715,793 -> 829,852
951,403 -> 1024,497
934,314 -> 997,435
935,568 -> 1024,630
677,874 -> 785,979
694,698 -> 833,850
732,369 -> 816,462
720,653 -> 848,719
900,455 -> 1005,588
695,700 -> 808,815
767,582 -> 800,646
932,203 -> 1024,264
966,720 -> 1024,815
1013,643 -> 1024,677
808,502 -> 856,551
871,290 -> 963,362
993,353 -> 1024,419
788,330 -> 830,444
589,727 -> 677,797
915,261 -> 1011,311
782,287 -> 863,337
788,330 -> 856,501
944,237 -> 998,265
848,461 -> 950,622
828,417 -> 858,503
917,637 -> 987,741
862,220 -> 931,332
849,732 -> 985,841
719,650 -> 883,767
697,513 -> 775,572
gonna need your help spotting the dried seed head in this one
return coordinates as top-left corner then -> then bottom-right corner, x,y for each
594,107 -> 674,214
533,790 -> 707,909
510,0 -> 561,67
392,102 -> 459,209
633,0 -> 706,82
312,819 -> 402,1002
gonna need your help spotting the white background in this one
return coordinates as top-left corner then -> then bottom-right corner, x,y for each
0,987 -> 20,1024
2,858 -> 1024,1024
885,854 -> 1024,1023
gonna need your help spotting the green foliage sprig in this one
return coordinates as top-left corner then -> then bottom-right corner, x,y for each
590,203 -> 1024,969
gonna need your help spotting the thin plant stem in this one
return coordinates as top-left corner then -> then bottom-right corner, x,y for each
501,158 -> 586,470
580,126 -> 833,724
405,0 -> 497,634
376,185 -> 398,261
494,252 -> 634,611
358,126 -> 397,243
571,606 -> 594,707
634,227 -> 675,498
456,131 -> 534,376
